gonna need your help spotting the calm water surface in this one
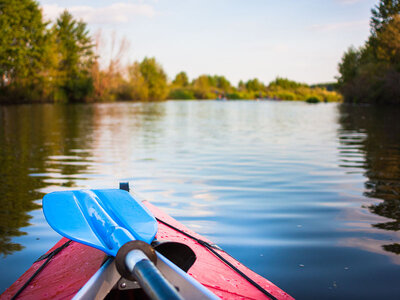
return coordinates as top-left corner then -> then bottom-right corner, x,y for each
0,101 -> 400,299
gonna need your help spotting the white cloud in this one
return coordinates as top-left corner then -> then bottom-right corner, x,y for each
309,20 -> 369,32
42,2 -> 156,24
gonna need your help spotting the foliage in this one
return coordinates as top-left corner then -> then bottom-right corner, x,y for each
0,4 -> 340,103
169,71 -> 194,99
112,57 -> 169,101
245,78 -> 264,92
90,31 -> 130,102
338,0 -> 400,104
265,77 -> 341,102
0,0 -> 49,101
53,11 -> 95,102
306,97 -> 320,103
214,75 -> 232,91
126,61 -> 149,100
338,47 -> 362,85
371,0 -> 400,35
192,75 -> 217,99
376,15 -> 400,65
167,73 -> 340,101
139,57 -> 169,100
168,88 -> 195,99
0,5 -> 95,103
269,77 -> 307,90
310,82 -> 339,91
172,72 -> 189,87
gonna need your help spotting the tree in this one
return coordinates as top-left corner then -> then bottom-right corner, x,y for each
245,78 -> 265,91
53,10 -> 95,102
214,75 -> 231,91
172,71 -> 189,87
127,61 -> 149,100
91,30 -> 130,101
338,0 -> 400,104
337,47 -> 362,85
139,57 -> 168,100
371,0 -> 400,35
238,80 -> 246,91
376,15 -> 400,66
268,77 -> 307,89
0,0 -> 48,101
193,75 -> 215,99
169,71 -> 195,99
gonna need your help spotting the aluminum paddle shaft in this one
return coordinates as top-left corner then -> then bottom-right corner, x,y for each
126,250 -> 183,300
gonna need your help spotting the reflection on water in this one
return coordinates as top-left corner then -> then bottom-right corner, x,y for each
338,104 -> 400,254
0,105 -> 95,255
0,101 -> 400,299
0,103 -> 167,258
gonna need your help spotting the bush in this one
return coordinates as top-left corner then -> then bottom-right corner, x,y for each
226,92 -> 241,99
168,88 -> 195,100
306,97 -> 320,103
276,91 -> 297,100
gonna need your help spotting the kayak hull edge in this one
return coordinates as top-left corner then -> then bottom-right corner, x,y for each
1,200 -> 293,300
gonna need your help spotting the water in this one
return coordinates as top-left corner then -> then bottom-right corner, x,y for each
0,101 -> 399,299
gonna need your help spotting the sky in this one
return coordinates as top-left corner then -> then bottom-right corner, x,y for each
38,0 -> 378,85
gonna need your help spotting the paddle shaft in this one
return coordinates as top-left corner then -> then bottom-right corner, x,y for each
78,191 -> 182,299
85,193 -> 183,299
126,250 -> 184,300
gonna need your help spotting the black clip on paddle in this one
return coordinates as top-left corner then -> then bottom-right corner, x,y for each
116,240 -> 184,300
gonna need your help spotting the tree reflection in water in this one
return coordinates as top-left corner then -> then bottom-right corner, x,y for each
338,104 -> 400,254
0,103 -> 166,256
0,104 -> 95,256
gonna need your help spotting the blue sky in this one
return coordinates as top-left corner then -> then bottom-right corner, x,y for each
38,0 -> 378,85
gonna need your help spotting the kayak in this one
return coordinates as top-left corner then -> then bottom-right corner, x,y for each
1,188 -> 293,300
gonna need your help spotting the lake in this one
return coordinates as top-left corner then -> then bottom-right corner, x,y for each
0,100 -> 399,299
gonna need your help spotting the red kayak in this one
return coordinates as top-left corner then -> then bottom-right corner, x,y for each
1,200 -> 293,300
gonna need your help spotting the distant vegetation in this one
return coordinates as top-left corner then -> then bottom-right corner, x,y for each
337,0 -> 400,104
0,0 -> 341,103
168,76 -> 341,102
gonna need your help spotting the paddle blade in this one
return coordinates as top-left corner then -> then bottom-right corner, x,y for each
43,189 -> 158,256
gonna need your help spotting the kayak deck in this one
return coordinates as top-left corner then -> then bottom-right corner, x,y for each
1,201 -> 293,300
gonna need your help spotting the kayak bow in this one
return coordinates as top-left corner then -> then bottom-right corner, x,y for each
1,184 -> 294,300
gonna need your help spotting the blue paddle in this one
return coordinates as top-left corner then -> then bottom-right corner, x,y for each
43,189 -> 183,300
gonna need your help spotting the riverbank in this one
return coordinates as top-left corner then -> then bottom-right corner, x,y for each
0,77 -> 342,104
0,1 -> 341,105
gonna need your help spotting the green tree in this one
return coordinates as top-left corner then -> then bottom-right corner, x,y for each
189,74 -> 235,99
269,77 -> 307,89
139,57 -> 168,100
53,10 -> 95,102
168,88 -> 195,99
169,71 -> 195,99
245,78 -> 265,91
376,15 -> 400,66
0,0 -> 48,101
337,47 -> 362,85
172,71 -> 189,87
126,61 -> 149,100
338,0 -> 400,104
238,80 -> 246,91
193,75 -> 216,99
214,75 -> 232,91
371,0 -> 400,35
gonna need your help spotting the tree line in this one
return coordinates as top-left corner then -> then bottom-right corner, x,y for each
169,75 -> 341,102
1,0 -> 341,103
337,0 -> 400,104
